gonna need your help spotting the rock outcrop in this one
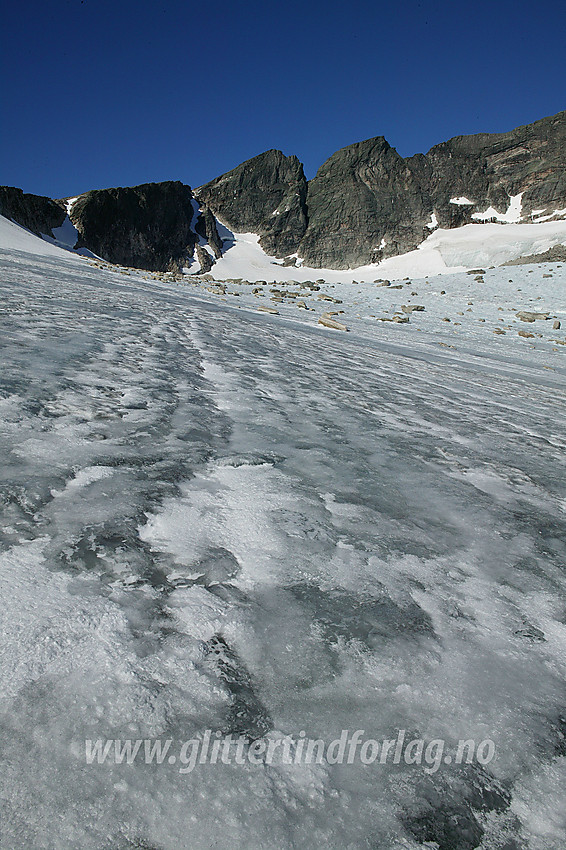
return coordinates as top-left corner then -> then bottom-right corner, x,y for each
195,204 -> 223,258
297,137 -> 431,268
68,181 -> 197,271
0,186 -> 66,238
195,244 -> 214,274
195,150 -> 308,257
407,110 -> 566,226
195,110 -> 566,270
503,244 -> 566,265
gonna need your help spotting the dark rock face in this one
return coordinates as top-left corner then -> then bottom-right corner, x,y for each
195,110 -> 566,270
195,204 -> 223,258
0,186 -> 66,238
297,137 -> 431,268
407,110 -> 566,226
4,112 -> 564,272
195,150 -> 308,257
68,181 -> 197,271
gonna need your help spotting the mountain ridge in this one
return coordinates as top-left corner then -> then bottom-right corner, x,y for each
1,110 -> 564,272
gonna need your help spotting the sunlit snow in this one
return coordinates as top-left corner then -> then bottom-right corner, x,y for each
472,192 -> 524,223
202,217 -> 566,282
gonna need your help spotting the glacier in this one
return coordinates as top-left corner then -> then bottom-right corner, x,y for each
0,219 -> 565,849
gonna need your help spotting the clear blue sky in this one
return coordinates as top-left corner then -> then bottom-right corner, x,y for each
1,0 -> 564,199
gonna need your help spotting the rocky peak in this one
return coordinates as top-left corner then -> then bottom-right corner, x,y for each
195,150 -> 308,257
0,186 -> 66,238
297,136 -> 430,268
68,181 -> 197,271
408,110 -> 566,226
195,204 -> 223,259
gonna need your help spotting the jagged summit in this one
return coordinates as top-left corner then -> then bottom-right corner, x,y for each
192,109 -> 566,270
297,135 -> 430,268
195,149 -> 308,257
1,111 -> 565,272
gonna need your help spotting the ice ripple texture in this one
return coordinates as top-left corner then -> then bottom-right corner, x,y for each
0,247 -> 565,849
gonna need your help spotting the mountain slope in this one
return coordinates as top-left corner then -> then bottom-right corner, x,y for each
2,111 -> 564,273
407,109 -> 566,227
197,110 -> 566,270
67,181 -> 197,271
0,186 -> 66,238
296,136 -> 431,268
195,149 -> 308,257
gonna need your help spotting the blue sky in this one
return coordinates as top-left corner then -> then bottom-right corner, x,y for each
1,0 -> 564,199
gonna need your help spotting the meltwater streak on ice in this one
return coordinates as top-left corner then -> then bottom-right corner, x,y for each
0,241 -> 565,848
